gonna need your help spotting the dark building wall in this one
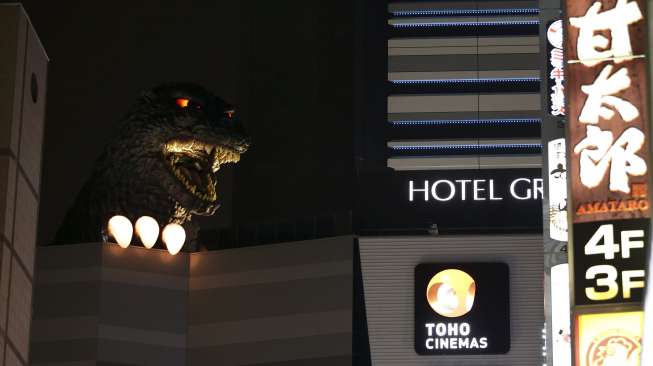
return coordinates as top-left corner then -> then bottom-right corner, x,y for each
231,1 -> 357,225
31,237 -> 353,365
188,236 -> 353,365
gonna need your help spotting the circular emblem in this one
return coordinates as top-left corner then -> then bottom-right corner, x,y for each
426,269 -> 476,317
547,20 -> 563,49
586,329 -> 641,366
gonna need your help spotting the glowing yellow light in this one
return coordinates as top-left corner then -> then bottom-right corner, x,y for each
162,223 -> 185,255
576,311 -> 643,366
135,216 -> 159,249
426,269 -> 476,317
107,215 -> 133,248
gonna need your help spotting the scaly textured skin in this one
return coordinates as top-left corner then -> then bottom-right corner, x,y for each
53,83 -> 250,248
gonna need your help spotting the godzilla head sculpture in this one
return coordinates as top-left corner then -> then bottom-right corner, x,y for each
54,83 -> 250,247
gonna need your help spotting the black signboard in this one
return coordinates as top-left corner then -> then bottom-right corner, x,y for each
415,263 -> 510,355
572,219 -> 648,306
358,169 -> 543,233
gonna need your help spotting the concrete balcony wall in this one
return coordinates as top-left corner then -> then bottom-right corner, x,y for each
31,244 -> 188,365
30,236 -> 354,366
0,4 -> 48,366
188,237 -> 353,366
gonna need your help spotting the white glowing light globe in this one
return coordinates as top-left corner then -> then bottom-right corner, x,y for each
162,223 -> 185,255
135,216 -> 159,249
108,215 -> 133,248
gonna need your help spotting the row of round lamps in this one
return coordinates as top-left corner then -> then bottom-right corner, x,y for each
107,215 -> 186,255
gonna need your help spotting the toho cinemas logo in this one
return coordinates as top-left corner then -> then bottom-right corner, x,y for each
415,263 -> 511,355
423,269 -> 488,351
408,178 -> 543,202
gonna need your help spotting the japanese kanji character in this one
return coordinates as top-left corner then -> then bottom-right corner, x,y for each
550,67 -> 564,81
579,65 -> 639,124
574,125 -> 646,193
550,48 -> 564,68
569,0 -> 643,66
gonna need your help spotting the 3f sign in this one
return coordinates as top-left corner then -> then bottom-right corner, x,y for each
583,224 -> 646,301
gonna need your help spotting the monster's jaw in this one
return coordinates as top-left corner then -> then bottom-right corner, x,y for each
162,139 -> 241,205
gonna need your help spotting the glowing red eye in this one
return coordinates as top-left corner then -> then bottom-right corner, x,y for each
176,98 -> 190,108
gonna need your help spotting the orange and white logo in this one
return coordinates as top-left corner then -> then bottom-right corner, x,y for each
577,311 -> 643,366
426,269 -> 476,317
586,331 -> 640,366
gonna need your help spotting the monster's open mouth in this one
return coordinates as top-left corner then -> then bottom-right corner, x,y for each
162,139 -> 240,202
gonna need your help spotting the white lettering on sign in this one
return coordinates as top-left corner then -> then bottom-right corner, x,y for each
582,224 -> 647,301
569,0 -> 643,66
424,322 -> 487,350
578,65 -> 639,124
432,180 -> 456,201
574,125 -> 646,193
569,0 -> 647,197
548,139 -> 568,241
408,178 -> 542,202
409,180 -> 429,202
548,20 -> 565,116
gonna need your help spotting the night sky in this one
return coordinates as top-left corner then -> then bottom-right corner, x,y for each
4,1 -> 357,245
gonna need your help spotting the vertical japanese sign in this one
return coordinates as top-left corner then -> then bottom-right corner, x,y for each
548,20 -> 566,117
564,0 -> 650,365
549,138 -> 569,241
567,0 -> 650,224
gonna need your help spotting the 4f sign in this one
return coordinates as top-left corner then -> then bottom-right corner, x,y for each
572,220 -> 648,306
574,222 -> 646,305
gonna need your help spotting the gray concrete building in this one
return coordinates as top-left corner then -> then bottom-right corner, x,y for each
0,4 -> 48,365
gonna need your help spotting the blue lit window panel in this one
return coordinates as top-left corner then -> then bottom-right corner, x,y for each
391,8 -> 540,17
391,20 -> 539,28
388,118 -> 541,126
387,144 -> 543,157
390,77 -> 540,84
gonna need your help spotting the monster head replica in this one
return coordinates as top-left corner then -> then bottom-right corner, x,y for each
54,83 -> 250,247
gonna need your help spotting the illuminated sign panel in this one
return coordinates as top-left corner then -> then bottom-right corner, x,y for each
564,1 -> 650,364
408,177 -> 542,202
566,0 -> 650,224
575,311 -> 643,366
358,169 -> 542,232
572,219 -> 647,306
415,263 -> 510,355
548,138 -> 569,241
547,20 -> 566,117
565,0 -> 650,306
551,264 -> 572,366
